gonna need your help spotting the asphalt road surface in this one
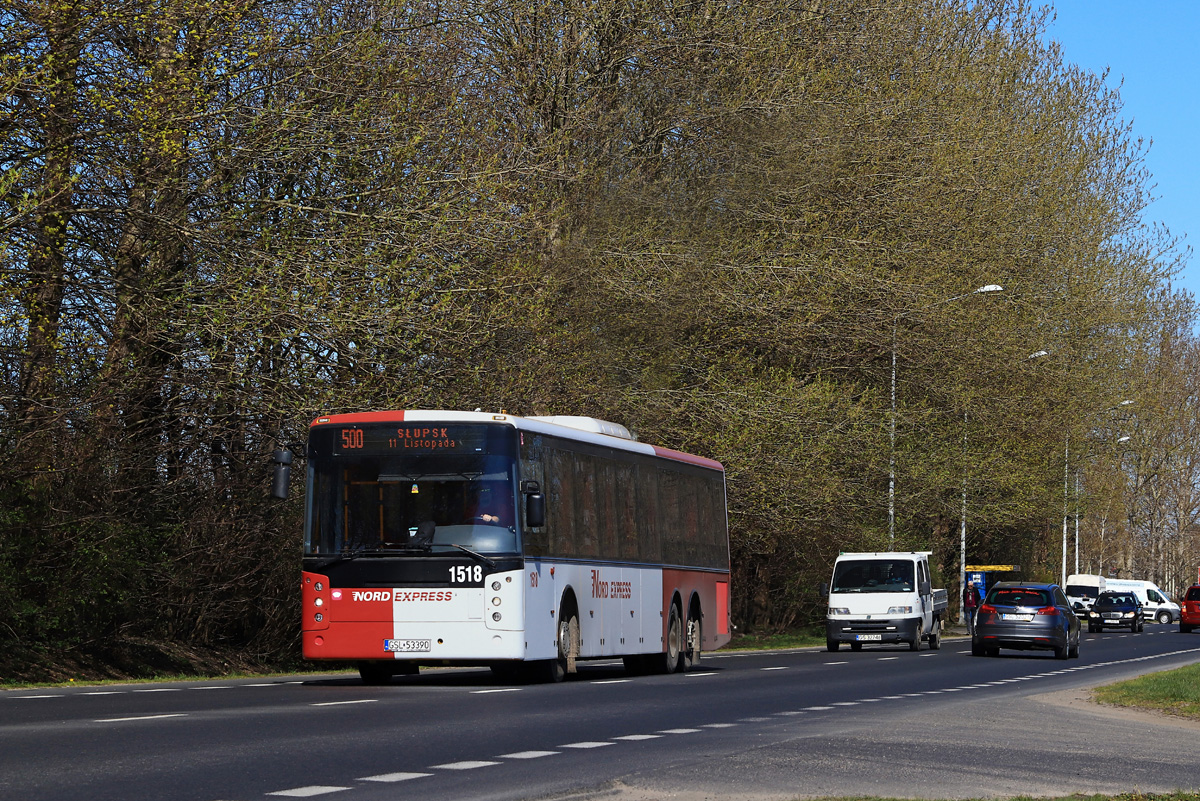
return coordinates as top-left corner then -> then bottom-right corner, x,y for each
4,625 -> 1200,801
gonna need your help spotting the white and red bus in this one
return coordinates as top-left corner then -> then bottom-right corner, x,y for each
296,410 -> 731,684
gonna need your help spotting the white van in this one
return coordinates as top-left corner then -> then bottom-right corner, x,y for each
1104,579 -> 1180,624
1065,574 -> 1105,612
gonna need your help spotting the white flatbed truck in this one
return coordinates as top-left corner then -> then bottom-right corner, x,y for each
821,551 -> 948,651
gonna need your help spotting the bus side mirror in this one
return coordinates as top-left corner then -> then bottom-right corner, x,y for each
523,481 -> 545,528
271,449 -> 293,499
818,583 -> 829,598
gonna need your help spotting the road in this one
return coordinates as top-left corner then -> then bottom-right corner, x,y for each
3,625 -> 1200,801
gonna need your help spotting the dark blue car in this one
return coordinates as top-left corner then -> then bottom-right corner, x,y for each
1087,591 -> 1144,633
972,582 -> 1080,659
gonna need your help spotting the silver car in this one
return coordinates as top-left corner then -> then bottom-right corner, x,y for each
972,582 -> 1080,659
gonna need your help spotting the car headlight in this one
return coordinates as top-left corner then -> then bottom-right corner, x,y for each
888,606 -> 912,615
828,607 -> 850,616
1124,611 -> 1135,618
1089,611 -> 1099,618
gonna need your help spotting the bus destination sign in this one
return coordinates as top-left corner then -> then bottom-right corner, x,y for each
332,424 -> 487,455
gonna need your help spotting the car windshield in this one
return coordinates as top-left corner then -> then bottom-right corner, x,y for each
830,559 -> 915,593
1097,594 -> 1136,607
987,588 -> 1050,608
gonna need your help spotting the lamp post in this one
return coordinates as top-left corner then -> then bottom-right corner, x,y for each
889,283 -> 1002,543
1060,399 -> 1134,586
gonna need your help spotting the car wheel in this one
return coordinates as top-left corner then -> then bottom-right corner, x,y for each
1088,622 -> 1097,633
1054,643 -> 1068,660
971,640 -> 984,657
1182,623 -> 1194,634
1157,611 -> 1171,624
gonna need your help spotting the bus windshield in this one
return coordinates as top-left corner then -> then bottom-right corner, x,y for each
305,424 -> 520,557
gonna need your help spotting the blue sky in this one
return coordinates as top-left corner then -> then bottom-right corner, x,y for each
1045,1 -> 1199,300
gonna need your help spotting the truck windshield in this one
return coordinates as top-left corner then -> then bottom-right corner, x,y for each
305,423 -> 520,557
831,559 -> 915,593
1065,584 -> 1099,600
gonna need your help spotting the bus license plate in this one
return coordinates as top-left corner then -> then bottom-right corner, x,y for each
384,639 -> 430,653
855,634 -> 882,641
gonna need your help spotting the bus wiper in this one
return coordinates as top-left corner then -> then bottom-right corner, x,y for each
311,547 -> 374,569
449,543 -> 497,570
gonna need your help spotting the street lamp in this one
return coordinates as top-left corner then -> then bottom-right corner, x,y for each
1060,399 -> 1134,586
890,284 -> 1003,543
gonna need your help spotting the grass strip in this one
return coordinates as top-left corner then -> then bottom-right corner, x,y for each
1092,663 -> 1200,721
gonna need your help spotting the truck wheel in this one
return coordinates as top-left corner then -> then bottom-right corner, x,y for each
928,618 -> 942,650
1157,611 -> 1171,624
826,640 -> 840,652
909,621 -> 923,651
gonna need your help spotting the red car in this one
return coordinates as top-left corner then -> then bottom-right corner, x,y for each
1182,585 -> 1200,633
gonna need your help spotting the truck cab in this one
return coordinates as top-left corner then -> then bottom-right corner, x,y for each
822,552 -> 947,652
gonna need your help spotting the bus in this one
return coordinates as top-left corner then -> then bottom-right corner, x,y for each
287,410 -> 731,684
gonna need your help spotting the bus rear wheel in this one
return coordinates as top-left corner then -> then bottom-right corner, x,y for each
358,662 -> 395,685
656,603 -> 684,674
682,607 -> 702,671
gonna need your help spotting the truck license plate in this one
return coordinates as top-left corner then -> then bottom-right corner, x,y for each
855,634 -> 882,641
384,639 -> 431,653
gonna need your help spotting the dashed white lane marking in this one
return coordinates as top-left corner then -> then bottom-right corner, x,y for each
701,723 -> 738,727
471,688 -> 522,694
591,679 -> 631,685
12,695 -> 59,699
134,688 -> 181,693
430,760 -> 501,770
614,734 -> 662,741
830,701 -> 859,706
878,657 -> 899,661
82,691 -> 121,696
267,786 -> 350,797
359,772 -> 431,782
686,672 -> 719,678
775,711 -> 805,716
824,661 -> 848,665
658,728 -> 701,734
739,716 -> 772,721
498,751 -> 559,759
311,700 -> 377,707
560,741 -> 613,749
761,666 -> 788,671
804,706 -> 834,711
95,713 -> 188,723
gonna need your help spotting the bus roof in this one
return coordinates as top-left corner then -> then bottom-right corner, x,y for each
309,410 -> 724,472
